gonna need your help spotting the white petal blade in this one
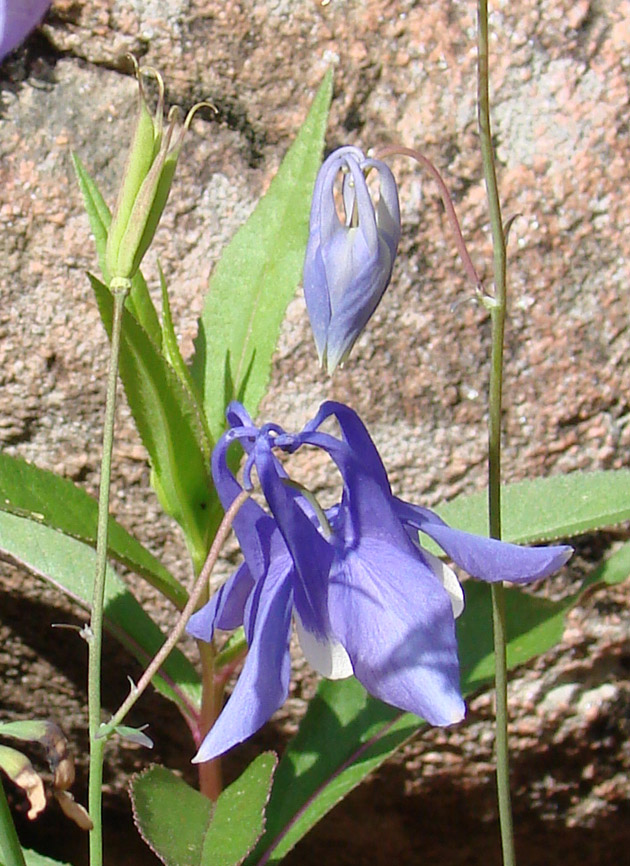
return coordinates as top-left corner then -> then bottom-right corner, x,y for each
422,550 -> 465,619
295,614 -> 354,680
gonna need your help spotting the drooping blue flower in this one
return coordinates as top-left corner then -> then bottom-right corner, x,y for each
0,1 -> 51,62
303,146 -> 401,374
188,401 -> 572,762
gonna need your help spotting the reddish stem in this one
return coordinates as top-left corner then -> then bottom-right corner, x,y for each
197,641 -> 224,801
376,144 -> 483,292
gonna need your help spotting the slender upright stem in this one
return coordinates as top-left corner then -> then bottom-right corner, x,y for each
0,777 -> 27,866
477,3 -> 516,865
87,283 -> 129,866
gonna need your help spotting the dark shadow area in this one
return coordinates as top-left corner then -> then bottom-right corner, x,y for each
282,759 -> 630,866
0,576 -> 199,866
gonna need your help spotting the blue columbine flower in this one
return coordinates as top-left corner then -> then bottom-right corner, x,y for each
303,146 -> 401,374
188,402 -> 572,762
0,1 -> 51,62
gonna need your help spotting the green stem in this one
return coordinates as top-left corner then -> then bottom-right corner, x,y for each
478,3 -> 516,866
87,282 -> 129,866
0,777 -> 27,866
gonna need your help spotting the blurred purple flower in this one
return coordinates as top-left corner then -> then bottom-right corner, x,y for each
303,146 -> 401,373
188,401 -> 572,761
0,1 -> 51,62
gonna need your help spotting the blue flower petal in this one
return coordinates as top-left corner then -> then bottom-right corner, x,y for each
187,563 -> 254,642
328,536 -> 465,726
294,610 -> 354,679
225,401 -> 256,430
294,430 -> 397,544
192,556 -> 294,763
320,157 -> 399,371
364,157 -> 401,259
305,400 -> 390,489
254,434 -> 334,640
303,241 -> 331,362
395,500 -> 573,584
212,426 -> 284,583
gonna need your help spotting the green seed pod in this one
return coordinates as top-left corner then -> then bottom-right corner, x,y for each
105,62 -> 162,279
129,145 -> 179,276
105,62 -> 214,283
110,108 -> 181,280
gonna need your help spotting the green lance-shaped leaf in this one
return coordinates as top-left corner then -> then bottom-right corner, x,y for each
0,775 -> 27,866
131,753 -> 277,866
190,69 -> 333,443
244,677 -> 408,866
430,468 -> 630,546
0,721 -> 53,744
22,852 -> 73,866
0,510 -> 201,724
114,724 -> 154,749
158,263 -> 212,447
72,152 -> 162,346
0,451 -> 186,608
90,274 -> 220,568
460,538 -> 630,688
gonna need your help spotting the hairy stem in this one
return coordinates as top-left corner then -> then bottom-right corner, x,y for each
478,2 -> 516,865
87,282 -> 129,866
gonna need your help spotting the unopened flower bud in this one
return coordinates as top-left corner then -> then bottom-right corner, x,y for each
303,146 -> 401,373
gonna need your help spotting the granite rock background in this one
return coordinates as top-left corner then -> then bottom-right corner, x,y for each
0,1 -> 629,864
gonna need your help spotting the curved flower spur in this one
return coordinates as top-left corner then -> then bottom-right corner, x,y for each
187,402 -> 572,762
303,147 -> 401,373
